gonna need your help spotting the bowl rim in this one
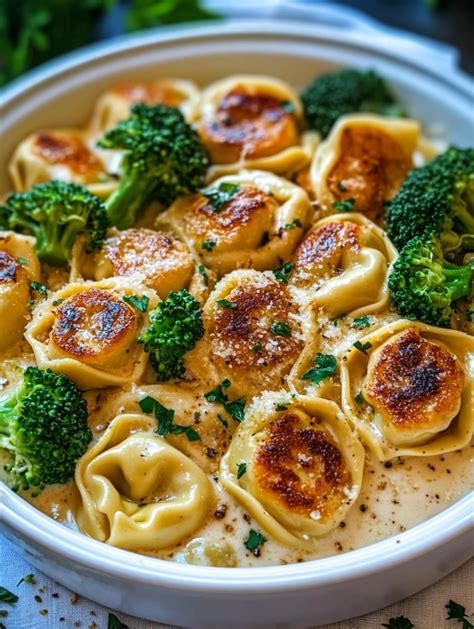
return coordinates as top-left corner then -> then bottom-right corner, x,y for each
1,19 -> 473,591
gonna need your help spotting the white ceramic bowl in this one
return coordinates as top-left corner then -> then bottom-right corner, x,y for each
1,19 -> 473,628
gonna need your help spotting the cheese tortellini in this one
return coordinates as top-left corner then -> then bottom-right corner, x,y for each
75,414 -> 215,551
198,75 -> 318,179
74,227 -> 195,300
25,277 -> 158,389
221,393 -> 364,546
290,213 -> 397,317
311,114 -> 420,219
189,270 -> 307,396
0,232 -> 40,351
156,171 -> 310,277
89,78 -> 201,134
8,129 -> 116,198
341,320 -> 474,460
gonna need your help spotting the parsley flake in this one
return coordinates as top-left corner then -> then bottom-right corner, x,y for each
332,198 -> 355,212
270,321 -> 291,337
252,342 -> 262,353
337,181 -> 347,192
138,396 -> 200,442
236,462 -> 247,479
204,380 -> 231,404
0,588 -> 18,604
382,616 -> 414,629
331,313 -> 346,327
244,529 -> 267,555
205,380 -> 245,421
108,613 -> 129,629
275,403 -> 288,411
273,262 -> 294,284
224,398 -> 246,422
354,391 -> 365,404
197,263 -> 209,286
16,574 -> 36,586
30,281 -> 47,297
281,100 -> 296,114
123,294 -> 149,313
446,599 -> 473,628
353,340 -> 372,354
202,240 -> 217,252
217,414 -> 228,429
352,315 -> 371,329
52,298 -> 64,307
202,182 -> 240,212
284,219 -> 303,230
303,353 -> 337,384
17,257 -> 28,265
216,299 -> 237,309
466,309 -> 474,323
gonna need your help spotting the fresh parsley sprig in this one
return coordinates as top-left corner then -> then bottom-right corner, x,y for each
139,396 -> 200,441
204,379 -> 246,422
303,353 -> 337,384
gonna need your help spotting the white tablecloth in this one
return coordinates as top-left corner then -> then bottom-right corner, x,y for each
1,535 -> 472,628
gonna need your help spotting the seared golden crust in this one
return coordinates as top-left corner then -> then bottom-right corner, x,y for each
200,89 -> 299,163
364,328 -> 464,431
254,412 -> 351,521
211,279 -> 302,372
51,288 -> 137,361
111,82 -> 183,107
185,186 -> 276,247
0,251 -> 21,283
291,220 -> 360,286
327,127 -> 412,219
32,132 -> 103,179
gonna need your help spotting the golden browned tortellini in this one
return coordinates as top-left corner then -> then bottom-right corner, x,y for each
198,75 -> 318,179
341,320 -> 474,460
289,213 -> 396,318
220,393 -> 364,547
0,232 -> 40,351
8,129 -> 115,198
75,227 -> 195,300
157,171 -> 310,277
25,277 -> 158,389
89,79 -> 201,134
75,414 -> 215,552
311,114 -> 420,219
189,270 -> 307,396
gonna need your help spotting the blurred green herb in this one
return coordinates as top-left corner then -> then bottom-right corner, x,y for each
126,0 -> 219,32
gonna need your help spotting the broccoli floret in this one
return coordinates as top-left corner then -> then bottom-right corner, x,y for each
98,103 -> 209,229
389,234 -> 473,327
386,146 -> 474,253
0,367 -> 91,492
301,68 -> 404,138
139,289 -> 204,381
0,181 -> 109,267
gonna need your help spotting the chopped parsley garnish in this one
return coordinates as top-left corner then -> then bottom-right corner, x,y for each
202,240 -> 217,252
331,313 -> 346,327
382,617 -> 414,629
216,299 -> 237,309
52,298 -> 64,307
270,321 -> 291,337
16,574 -> 36,586
354,391 -> 365,404
252,342 -> 262,353
197,263 -> 209,286
337,181 -> 347,192
202,182 -> 240,212
280,100 -> 296,114
138,396 -> 200,442
284,219 -> 303,230
353,340 -> 372,354
303,353 -> 337,384
205,380 -> 246,422
466,309 -> 474,323
0,588 -> 18,604
108,613 -> 129,629
273,262 -> 294,284
332,198 -> 355,212
244,529 -> 267,555
122,294 -> 149,313
352,315 -> 371,329
446,599 -> 473,628
236,462 -> 247,479
30,281 -> 47,297
275,403 -> 288,411
17,257 -> 28,265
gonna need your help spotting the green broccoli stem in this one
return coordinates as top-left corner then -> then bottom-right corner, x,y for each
443,265 -> 473,301
454,201 -> 474,238
105,170 -> 156,230
0,398 -> 16,451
